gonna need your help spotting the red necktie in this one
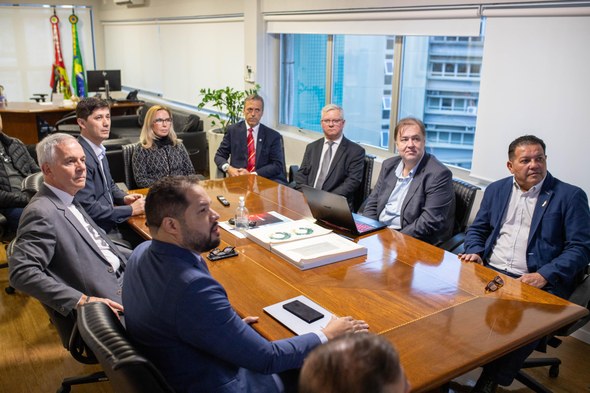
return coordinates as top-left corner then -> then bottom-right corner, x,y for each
247,128 -> 256,173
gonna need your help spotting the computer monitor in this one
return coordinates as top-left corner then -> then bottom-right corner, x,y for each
86,70 -> 122,100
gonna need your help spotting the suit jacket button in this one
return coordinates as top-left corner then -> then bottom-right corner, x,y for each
107,267 -> 114,273
116,289 -> 122,295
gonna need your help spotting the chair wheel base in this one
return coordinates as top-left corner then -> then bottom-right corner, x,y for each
5,286 -> 15,294
549,365 -> 560,378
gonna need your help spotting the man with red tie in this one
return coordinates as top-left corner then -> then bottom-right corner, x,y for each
214,94 -> 287,183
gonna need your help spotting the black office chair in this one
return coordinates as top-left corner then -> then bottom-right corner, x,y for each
353,154 -> 376,213
514,267 -> 590,393
42,304 -> 108,393
439,178 -> 480,254
53,111 -> 80,136
177,132 -> 209,176
122,143 -> 139,190
1,172 -> 44,295
77,302 -> 175,393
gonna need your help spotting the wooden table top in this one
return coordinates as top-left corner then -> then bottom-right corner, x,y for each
128,175 -> 588,392
0,100 -> 142,114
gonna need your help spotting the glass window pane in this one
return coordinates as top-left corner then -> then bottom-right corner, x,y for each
331,35 -> 395,149
279,34 -> 327,133
399,35 -> 484,169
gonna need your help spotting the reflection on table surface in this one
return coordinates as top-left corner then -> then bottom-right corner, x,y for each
128,175 -> 587,392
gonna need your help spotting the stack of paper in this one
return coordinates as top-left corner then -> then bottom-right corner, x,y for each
246,219 -> 366,270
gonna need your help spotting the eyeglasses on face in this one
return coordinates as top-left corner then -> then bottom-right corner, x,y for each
321,119 -> 343,125
485,275 -> 505,293
153,118 -> 172,124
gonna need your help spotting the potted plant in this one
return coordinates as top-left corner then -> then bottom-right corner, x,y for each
197,85 -> 259,178
197,85 -> 259,134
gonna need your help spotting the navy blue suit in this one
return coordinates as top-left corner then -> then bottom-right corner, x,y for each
75,137 -> 131,232
214,121 -> 287,183
123,240 -> 321,393
464,172 -> 590,299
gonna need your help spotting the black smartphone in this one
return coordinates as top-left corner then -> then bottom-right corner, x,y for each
282,300 -> 324,324
217,195 -> 230,207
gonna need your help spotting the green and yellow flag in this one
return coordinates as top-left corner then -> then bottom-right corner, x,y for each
69,13 -> 86,98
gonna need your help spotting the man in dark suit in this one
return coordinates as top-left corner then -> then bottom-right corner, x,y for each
459,135 -> 590,393
9,133 -> 126,316
362,118 -> 455,245
214,94 -> 287,183
294,104 -> 365,208
74,97 -> 144,233
123,175 -> 368,393
0,114 -> 40,232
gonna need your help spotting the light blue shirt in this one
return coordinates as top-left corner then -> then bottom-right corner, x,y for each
379,157 -> 422,229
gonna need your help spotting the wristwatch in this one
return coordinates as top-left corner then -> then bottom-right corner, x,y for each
222,163 -> 230,173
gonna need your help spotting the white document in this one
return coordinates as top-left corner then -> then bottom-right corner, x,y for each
245,219 -> 331,250
263,295 -> 334,336
271,233 -> 367,270
219,211 -> 292,239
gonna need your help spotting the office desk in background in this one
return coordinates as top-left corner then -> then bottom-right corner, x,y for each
0,101 -> 143,144
128,175 -> 588,393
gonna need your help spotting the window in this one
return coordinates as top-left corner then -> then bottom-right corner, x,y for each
279,33 -> 484,167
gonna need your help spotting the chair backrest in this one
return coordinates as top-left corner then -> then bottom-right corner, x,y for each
21,171 -> 44,199
41,304 -> 98,365
78,302 -> 175,393
177,132 -> 208,176
353,154 -> 376,213
122,143 -> 139,190
451,178 -> 480,235
559,267 -> 590,336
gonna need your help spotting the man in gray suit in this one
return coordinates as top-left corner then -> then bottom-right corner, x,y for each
362,118 -> 455,245
294,104 -> 365,208
9,133 -> 126,316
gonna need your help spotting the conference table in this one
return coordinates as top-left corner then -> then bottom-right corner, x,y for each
0,100 -> 143,144
128,175 -> 588,392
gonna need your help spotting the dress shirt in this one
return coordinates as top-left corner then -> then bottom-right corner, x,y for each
379,155 -> 422,229
80,136 -> 112,204
313,135 -> 343,188
489,177 -> 545,275
44,182 -> 121,271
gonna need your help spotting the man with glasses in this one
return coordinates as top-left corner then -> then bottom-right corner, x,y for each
215,94 -> 287,183
459,135 -> 590,393
294,104 -> 365,208
74,97 -> 144,235
0,114 -> 40,233
362,117 -> 455,245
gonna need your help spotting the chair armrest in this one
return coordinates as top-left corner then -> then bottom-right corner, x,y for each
288,165 -> 299,184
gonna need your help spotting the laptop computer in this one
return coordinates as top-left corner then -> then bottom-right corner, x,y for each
301,185 -> 387,236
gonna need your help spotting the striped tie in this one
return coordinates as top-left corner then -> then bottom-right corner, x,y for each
247,128 -> 256,173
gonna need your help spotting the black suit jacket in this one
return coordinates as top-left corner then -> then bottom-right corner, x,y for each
294,136 -> 365,206
363,153 -> 455,245
214,121 -> 287,183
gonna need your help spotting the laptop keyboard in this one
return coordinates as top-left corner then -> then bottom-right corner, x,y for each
355,221 -> 373,233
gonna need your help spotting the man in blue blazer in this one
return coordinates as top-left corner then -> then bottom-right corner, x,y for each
460,135 -> 590,393
362,118 -> 455,245
123,176 -> 368,393
294,104 -> 365,208
74,97 -> 144,233
214,95 -> 287,184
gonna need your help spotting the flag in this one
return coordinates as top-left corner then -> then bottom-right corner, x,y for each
49,13 -> 72,99
69,13 -> 86,97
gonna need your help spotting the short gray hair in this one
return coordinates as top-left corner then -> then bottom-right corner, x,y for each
36,133 -> 77,166
321,104 -> 344,120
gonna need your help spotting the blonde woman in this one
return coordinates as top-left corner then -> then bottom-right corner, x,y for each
132,105 -> 195,187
